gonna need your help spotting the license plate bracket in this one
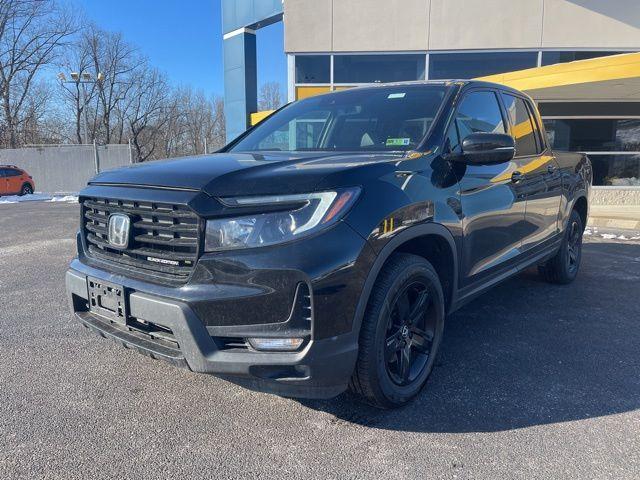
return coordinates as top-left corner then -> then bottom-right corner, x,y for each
87,277 -> 127,325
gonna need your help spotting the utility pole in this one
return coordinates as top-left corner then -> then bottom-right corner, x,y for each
79,82 -> 89,144
93,139 -> 100,173
58,71 -> 105,144
128,139 -> 134,164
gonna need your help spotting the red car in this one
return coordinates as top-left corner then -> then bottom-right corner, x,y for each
0,165 -> 35,196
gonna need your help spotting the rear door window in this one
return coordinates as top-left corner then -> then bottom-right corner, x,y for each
501,93 -> 539,156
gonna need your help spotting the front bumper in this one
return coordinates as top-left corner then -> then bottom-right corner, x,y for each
66,268 -> 359,399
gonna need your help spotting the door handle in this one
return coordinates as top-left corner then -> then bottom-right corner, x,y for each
547,164 -> 557,174
511,171 -> 523,183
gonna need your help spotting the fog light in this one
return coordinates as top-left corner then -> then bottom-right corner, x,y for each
247,337 -> 304,352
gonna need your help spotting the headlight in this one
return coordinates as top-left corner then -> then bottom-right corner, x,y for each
204,187 -> 360,252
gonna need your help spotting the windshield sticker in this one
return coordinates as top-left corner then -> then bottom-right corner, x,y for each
387,93 -> 406,99
386,138 -> 411,146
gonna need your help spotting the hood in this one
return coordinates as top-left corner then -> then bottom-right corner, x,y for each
89,151 -> 406,196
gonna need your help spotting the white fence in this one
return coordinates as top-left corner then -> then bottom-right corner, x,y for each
0,144 -> 132,193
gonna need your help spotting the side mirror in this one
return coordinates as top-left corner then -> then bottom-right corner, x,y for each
457,133 -> 515,165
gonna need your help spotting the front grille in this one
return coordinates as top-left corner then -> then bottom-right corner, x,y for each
82,197 -> 201,282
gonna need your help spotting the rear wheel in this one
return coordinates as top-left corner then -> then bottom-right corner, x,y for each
350,253 -> 445,408
538,209 -> 583,284
19,184 -> 33,196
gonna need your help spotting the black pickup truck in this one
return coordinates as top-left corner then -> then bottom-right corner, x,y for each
66,80 -> 591,408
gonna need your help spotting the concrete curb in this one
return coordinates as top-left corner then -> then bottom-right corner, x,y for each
588,204 -> 640,230
587,217 -> 640,230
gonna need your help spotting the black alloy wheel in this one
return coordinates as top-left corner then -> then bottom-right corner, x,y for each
538,209 -> 584,284
566,219 -> 582,275
350,253 -> 445,408
385,281 -> 437,386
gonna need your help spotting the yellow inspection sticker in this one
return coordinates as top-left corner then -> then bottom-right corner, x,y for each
386,138 -> 410,146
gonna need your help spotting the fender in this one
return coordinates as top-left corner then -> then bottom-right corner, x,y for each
565,192 -> 589,228
558,152 -> 592,231
350,222 -> 459,336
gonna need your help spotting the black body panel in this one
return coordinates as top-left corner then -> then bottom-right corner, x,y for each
67,80 -> 591,398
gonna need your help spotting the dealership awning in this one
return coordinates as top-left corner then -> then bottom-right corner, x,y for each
478,52 -> 640,102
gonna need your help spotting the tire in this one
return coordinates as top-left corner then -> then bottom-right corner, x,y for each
19,184 -> 33,196
538,209 -> 584,284
349,253 -> 445,408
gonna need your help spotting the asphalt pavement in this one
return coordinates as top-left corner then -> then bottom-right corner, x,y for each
1,201 -> 639,479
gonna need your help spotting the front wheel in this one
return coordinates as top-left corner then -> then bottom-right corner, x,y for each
349,253 -> 445,408
538,209 -> 584,284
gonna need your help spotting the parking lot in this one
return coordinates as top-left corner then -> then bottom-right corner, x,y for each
1,201 -> 639,479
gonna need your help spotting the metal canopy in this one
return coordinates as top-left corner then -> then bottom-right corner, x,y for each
479,52 -> 640,102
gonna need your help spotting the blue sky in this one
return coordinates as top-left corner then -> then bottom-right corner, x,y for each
77,0 -> 287,98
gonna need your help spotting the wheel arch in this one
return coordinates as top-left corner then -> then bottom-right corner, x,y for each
351,223 -> 459,336
572,195 -> 588,231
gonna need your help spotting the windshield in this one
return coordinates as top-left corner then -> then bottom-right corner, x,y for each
229,85 -> 448,153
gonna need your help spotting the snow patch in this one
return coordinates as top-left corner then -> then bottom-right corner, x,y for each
48,195 -> 78,203
0,193 -> 77,204
610,177 -> 640,187
597,232 -> 640,241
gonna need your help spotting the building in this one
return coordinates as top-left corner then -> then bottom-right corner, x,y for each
221,0 -> 640,205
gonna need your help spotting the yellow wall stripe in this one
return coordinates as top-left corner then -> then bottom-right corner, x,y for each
477,52 -> 640,93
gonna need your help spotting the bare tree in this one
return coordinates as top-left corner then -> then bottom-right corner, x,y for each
124,66 -> 169,161
1,3 -> 227,159
85,26 -> 140,144
17,78 -> 57,144
0,0 -> 75,147
154,88 -> 226,158
210,96 -> 226,150
178,87 -> 224,155
58,29 -> 98,143
258,81 -> 283,111
156,94 -> 184,158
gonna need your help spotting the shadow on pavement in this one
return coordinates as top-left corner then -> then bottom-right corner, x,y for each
299,241 -> 640,432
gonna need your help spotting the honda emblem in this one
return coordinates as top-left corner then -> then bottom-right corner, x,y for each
107,213 -> 131,249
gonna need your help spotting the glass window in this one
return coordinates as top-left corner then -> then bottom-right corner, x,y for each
429,52 -> 538,80
541,51 -> 624,66
295,56 -> 330,84
501,94 -> 539,156
454,91 -> 506,142
333,54 -> 426,84
255,110 -> 331,151
543,119 -> 640,152
1,168 -> 20,177
444,119 -> 461,153
229,85 -> 447,153
590,154 -> 640,186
